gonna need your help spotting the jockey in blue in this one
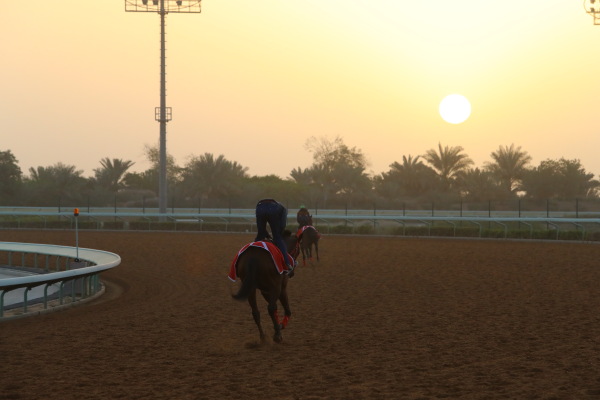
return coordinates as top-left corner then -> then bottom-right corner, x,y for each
254,199 -> 294,273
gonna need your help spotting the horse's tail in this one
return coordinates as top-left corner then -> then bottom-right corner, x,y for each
232,256 -> 258,301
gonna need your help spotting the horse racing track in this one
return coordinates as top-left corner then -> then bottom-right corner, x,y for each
1,230 -> 600,399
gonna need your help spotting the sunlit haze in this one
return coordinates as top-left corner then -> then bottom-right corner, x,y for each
3,1 -> 600,178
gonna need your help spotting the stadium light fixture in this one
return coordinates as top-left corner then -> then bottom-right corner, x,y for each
125,0 -> 202,214
584,0 -> 600,24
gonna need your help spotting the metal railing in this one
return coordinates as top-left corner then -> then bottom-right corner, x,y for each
0,207 -> 599,239
0,242 -> 121,319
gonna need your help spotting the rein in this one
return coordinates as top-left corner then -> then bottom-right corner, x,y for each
289,240 -> 300,260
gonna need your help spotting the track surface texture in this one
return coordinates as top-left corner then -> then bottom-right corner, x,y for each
1,230 -> 600,399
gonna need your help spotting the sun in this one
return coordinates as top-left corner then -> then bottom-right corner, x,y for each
439,94 -> 471,124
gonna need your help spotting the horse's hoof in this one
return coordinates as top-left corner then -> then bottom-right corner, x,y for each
273,334 -> 283,343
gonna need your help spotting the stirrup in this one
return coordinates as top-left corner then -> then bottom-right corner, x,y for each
285,264 -> 295,276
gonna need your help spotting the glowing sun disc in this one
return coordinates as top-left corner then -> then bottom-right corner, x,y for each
439,94 -> 471,124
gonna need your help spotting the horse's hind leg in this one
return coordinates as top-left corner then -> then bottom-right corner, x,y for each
315,240 -> 320,262
261,289 -> 283,343
267,301 -> 283,343
248,291 -> 267,343
278,286 -> 292,329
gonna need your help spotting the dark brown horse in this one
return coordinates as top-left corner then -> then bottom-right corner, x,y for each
231,232 -> 299,343
299,226 -> 320,266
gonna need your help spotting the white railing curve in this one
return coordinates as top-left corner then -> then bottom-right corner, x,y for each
0,242 -> 121,320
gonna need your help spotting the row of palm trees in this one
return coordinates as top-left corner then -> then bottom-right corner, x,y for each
1,139 -> 599,209
380,143 -> 598,201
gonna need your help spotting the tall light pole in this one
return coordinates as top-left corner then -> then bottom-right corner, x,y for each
125,0 -> 202,214
585,0 -> 600,24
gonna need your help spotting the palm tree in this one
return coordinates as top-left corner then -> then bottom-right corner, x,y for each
484,144 -> 531,196
388,155 -> 423,175
0,150 -> 22,203
422,143 -> 473,191
25,163 -> 88,206
180,153 -> 248,204
381,155 -> 437,197
290,167 -> 313,186
458,168 -> 504,202
94,158 -> 135,192
293,164 -> 334,208
290,166 -> 326,208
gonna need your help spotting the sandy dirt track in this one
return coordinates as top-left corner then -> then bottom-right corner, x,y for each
1,230 -> 600,399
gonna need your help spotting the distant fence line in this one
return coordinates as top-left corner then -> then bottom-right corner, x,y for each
11,196 -> 600,215
0,207 -> 599,241
1,205 -> 600,218
10,192 -> 600,214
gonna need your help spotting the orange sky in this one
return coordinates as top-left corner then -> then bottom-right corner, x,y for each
2,0 -> 600,179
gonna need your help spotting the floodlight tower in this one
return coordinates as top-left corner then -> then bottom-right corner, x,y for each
585,0 -> 600,24
125,0 -> 202,214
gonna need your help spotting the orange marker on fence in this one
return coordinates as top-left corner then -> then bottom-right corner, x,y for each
74,208 -> 80,261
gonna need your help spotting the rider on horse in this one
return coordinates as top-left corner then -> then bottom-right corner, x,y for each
255,199 -> 295,274
296,205 -> 313,229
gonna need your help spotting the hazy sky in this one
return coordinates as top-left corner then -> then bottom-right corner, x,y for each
3,1 -> 600,179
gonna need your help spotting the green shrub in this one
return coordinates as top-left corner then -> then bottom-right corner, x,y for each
531,230 -> 558,240
429,226 -> 454,237
102,221 -> 124,230
404,226 -> 430,236
355,224 -> 374,235
506,229 -> 533,239
454,227 -> 480,238
130,221 -> 151,230
175,222 -> 203,231
329,225 -> 354,234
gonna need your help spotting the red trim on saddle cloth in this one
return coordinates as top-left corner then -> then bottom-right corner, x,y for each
296,225 -> 321,239
228,241 -> 293,282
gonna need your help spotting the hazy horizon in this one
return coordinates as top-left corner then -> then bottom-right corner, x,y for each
3,1 -> 600,179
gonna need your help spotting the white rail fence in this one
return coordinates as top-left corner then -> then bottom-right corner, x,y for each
0,242 -> 121,319
0,208 -> 599,239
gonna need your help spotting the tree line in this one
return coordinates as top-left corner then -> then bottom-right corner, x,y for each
1,137 -> 599,211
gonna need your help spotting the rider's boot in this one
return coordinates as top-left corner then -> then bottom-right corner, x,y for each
286,260 -> 296,278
